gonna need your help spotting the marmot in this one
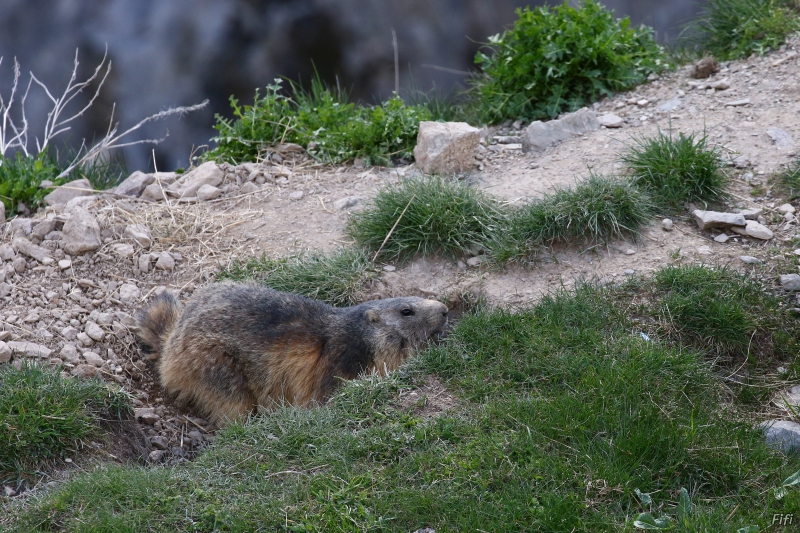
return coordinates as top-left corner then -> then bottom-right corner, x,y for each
135,281 -> 448,425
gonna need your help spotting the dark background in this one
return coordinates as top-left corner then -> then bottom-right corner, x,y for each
0,0 -> 704,173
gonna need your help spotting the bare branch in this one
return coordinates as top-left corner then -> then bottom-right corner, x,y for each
0,57 -> 29,157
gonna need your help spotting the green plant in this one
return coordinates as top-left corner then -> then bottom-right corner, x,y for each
620,130 -> 728,210
492,174 -> 652,264
217,248 -> 376,307
347,175 -> 505,260
204,77 -> 433,166
0,151 -> 65,217
775,157 -> 800,200
471,0 -> 666,123
0,362 -> 132,480
689,0 -> 800,60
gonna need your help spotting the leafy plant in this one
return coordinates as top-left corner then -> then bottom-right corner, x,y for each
471,0 -> 666,123
0,151 -> 65,217
775,157 -> 800,200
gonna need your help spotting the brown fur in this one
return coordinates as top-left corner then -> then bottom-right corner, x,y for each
135,282 -> 448,425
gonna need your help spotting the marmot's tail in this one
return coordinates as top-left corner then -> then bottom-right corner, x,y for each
135,292 -> 181,358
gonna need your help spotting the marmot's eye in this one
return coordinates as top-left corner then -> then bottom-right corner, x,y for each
401,308 -> 415,316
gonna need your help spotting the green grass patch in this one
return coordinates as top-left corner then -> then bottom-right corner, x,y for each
688,0 -> 800,60
204,77 -> 433,167
470,0 -> 666,123
7,268 -> 800,531
775,157 -> 800,200
492,174 -> 652,264
0,151 -> 66,217
347,175 -> 505,260
217,248 -> 376,307
620,130 -> 728,211
0,362 -> 132,481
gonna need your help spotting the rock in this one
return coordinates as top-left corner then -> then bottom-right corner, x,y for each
11,237 -> 53,263
12,256 -> 26,274
288,190 -> 304,201
333,196 -> 361,210
739,255 -> 760,264
65,196 -> 96,210
778,203 -> 796,215
138,254 -> 152,273
625,248 -> 635,255
697,245 -> 713,255
58,259 -> 72,270
597,113 -> 624,128
744,220 -> 773,240
767,127 -> 795,150
124,224 -> 152,248
522,108 -> 599,154
7,341 -> 52,358
31,219 -> 57,240
781,274 -> 800,292
413,121 -> 481,174
167,161 -> 223,198
661,218 -> 674,231
714,234 -> 729,243
709,79 -> 730,90
0,243 -> 15,261
61,206 -> 102,255
0,282 -> 10,298
77,332 -> 94,347
85,322 -> 105,342
71,364 -> 99,378
111,243 -> 135,257
466,256 -> 485,267
141,182 -> 169,201
739,208 -> 763,220
61,326 -> 79,340
761,420 -> 800,454
0,341 -> 11,363
148,450 -> 167,462
150,436 -> 169,450
240,181 -> 259,194
43,178 -> 94,206
692,210 -> 746,230
10,217 -> 33,236
60,344 -> 81,364
657,98 -> 682,112
135,407 -> 160,425
196,184 -> 223,201
82,351 -> 104,367
118,283 -> 141,303
114,171 -> 155,197
155,252 -> 175,271
691,57 -> 719,78
724,98 -> 751,107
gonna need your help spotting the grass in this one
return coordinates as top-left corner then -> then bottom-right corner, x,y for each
491,174 -> 652,264
6,266 -> 800,532
620,130 -> 728,211
0,151 -> 66,217
203,77 -> 433,167
0,362 -> 132,482
347,176 -> 506,260
774,157 -> 800,200
687,0 -> 800,60
217,248 -> 377,307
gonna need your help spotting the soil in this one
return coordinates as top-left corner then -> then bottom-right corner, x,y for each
2,35 -> 800,492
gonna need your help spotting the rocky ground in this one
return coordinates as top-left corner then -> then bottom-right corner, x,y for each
2,36 -> 800,479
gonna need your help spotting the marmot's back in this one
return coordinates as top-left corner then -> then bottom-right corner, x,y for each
136,282 -> 448,425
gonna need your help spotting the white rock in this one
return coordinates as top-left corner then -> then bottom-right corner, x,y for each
781,274 -> 800,292
761,420 -> 800,454
118,283 -> 141,303
10,218 -> 33,236
692,210 -> 746,230
657,98 -> 682,112
724,98 -> 751,107
7,341 -> 52,358
58,259 -> 72,270
61,326 -> 79,340
767,127 -> 795,150
197,184 -> 223,201
0,341 -> 11,363
288,190 -> 304,201
167,162 -> 223,198
141,182 -> 170,201
709,79 -> 730,90
744,220 -> 773,240
124,224 -> 153,248
81,351 -> 104,367
138,254 -> 152,273
155,252 -> 175,271
714,234 -> 729,243
466,256 -> 485,267
334,196 -> 361,210
414,121 -> 481,174
597,113 -> 624,128
85,321 -> 105,342
740,255 -> 760,264
0,243 -> 15,261
43,178 -> 94,206
240,181 -> 259,194
60,344 -> 81,364
61,206 -> 102,255
114,171 -> 155,197
111,243 -> 135,257
778,203 -> 796,214
739,208 -> 763,220
0,282 -> 9,298
71,364 -> 99,378
11,237 -> 52,263
522,108 -> 599,154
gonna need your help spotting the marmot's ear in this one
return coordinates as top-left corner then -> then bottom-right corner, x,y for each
366,309 -> 381,324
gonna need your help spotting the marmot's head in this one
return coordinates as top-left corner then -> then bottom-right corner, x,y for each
360,297 -> 448,375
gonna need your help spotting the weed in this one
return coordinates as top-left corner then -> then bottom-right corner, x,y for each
0,362 -> 132,480
688,0 -> 800,60
0,151 -> 64,217
347,175 -> 505,260
217,248 -> 376,307
774,157 -> 800,200
471,0 -> 666,123
620,130 -> 728,211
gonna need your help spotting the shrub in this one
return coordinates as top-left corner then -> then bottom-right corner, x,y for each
205,78 -> 433,166
620,130 -> 728,211
0,151 -> 65,217
471,0 -> 666,123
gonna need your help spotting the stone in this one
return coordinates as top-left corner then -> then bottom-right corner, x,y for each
709,79 -> 730,90
714,234 -> 729,243
82,351 -> 104,367
61,206 -> 102,255
12,237 -> 53,263
781,274 -> 800,292
167,161 -> 223,198
661,218 -> 674,232
744,220 -> 773,240
149,450 -> 167,462
466,256 -> 485,267
0,243 -> 15,261
724,98 -> 751,107
625,248 -> 635,255
58,259 -> 72,270
77,332 -> 94,347
414,121 -> 481,174
767,127 -> 795,150
72,364 -> 99,378
141,182 -> 169,201
691,57 -> 719,78
138,254 -> 152,273
155,252 -> 175,271
118,283 -> 141,303
597,113 -> 624,128
522,108 -> 599,154
196,184 -> 223,201
288,190 -> 304,201
761,420 -> 800,454
85,321 -> 105,342
739,255 -> 760,264
657,98 -> 682,112
60,344 -> 81,364
739,208 -> 763,220
333,196 -> 361,210
65,196 -> 95,210
7,341 -> 52,358
240,181 -> 259,194
61,326 -> 79,340
778,203 -> 796,215
12,256 -> 26,273
0,341 -> 11,363
10,217 -> 33,236
114,171 -> 155,197
43,178 -> 94,206
0,282 -> 10,298
135,407 -> 160,425
31,219 -> 57,240
124,224 -> 152,248
697,245 -> 713,255
150,436 -> 169,450
111,243 -> 135,257
692,210 -> 746,230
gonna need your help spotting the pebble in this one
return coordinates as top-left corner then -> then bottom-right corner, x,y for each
597,113 -> 624,128
76,332 -> 94,346
149,450 -> 167,462
240,181 -> 259,194
111,243 -> 135,257
85,321 -> 105,342
661,218 -> 673,231
60,344 -> 81,364
697,245 -> 713,255
333,196 -> 361,210
744,220 -> 773,240
0,243 -> 17,261
119,283 -> 141,303
382,265 -> 396,272
739,256 -> 760,264
724,98 -> 751,107
466,256 -> 485,267
6,341 -> 52,358
71,364 -> 99,378
0,341 -> 11,363
155,252 -> 175,271
625,249 -> 635,255
124,224 -> 153,248
714,234 -> 729,243
135,408 -> 161,425
288,190 -> 304,201
781,274 -> 800,292
82,351 -> 105,367
150,436 -> 169,450
778,203 -> 796,215
58,259 -> 72,270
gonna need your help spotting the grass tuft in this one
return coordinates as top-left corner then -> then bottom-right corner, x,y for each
0,362 -> 132,480
217,248 -> 376,307
775,157 -> 800,200
620,130 -> 728,211
347,176 -> 505,260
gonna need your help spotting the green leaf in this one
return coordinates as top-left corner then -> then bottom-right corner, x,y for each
677,487 -> 692,519
633,513 -> 673,530
737,526 -> 759,533
635,488 -> 652,507
781,468 -> 800,487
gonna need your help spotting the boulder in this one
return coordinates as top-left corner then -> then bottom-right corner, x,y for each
522,108 -> 599,154
43,178 -> 94,206
413,121 -> 481,174
61,206 -> 102,255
